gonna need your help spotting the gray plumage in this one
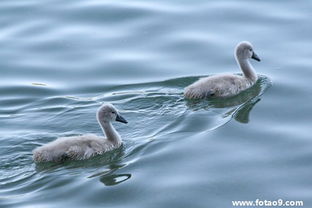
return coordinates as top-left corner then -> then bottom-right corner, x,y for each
184,41 -> 261,99
33,104 -> 128,162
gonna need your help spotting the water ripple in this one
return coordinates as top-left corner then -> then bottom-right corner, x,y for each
1,0 -> 311,207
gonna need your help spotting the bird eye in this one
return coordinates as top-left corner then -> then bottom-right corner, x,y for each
249,48 -> 252,51
112,111 -> 116,114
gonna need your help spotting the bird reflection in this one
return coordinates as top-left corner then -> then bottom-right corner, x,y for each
100,173 -> 131,186
87,161 -> 132,186
76,145 -> 133,186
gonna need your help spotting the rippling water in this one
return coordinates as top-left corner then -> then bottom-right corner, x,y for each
1,0 -> 312,207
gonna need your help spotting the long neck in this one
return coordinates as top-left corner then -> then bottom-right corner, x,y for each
237,58 -> 258,83
99,120 -> 121,145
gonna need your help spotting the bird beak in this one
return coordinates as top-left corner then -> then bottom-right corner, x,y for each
116,114 -> 128,124
251,52 -> 261,62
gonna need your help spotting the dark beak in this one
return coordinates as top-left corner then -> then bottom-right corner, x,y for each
251,52 -> 261,62
116,114 -> 128,124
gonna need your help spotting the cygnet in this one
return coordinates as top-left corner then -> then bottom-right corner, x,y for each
184,41 -> 261,99
33,103 -> 127,162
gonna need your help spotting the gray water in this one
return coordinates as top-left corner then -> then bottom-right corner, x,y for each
1,0 -> 311,207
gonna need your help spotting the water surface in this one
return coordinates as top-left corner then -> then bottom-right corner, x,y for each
1,0 -> 312,207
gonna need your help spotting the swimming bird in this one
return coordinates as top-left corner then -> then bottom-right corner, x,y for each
33,104 -> 128,162
184,41 -> 261,99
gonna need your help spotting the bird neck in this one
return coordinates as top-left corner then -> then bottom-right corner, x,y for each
99,120 -> 122,145
237,58 -> 258,83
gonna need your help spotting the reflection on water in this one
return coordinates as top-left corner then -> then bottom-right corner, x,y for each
88,157 -> 132,186
233,97 -> 260,123
100,174 -> 132,186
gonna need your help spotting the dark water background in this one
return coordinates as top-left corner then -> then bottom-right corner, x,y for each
1,0 -> 311,207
